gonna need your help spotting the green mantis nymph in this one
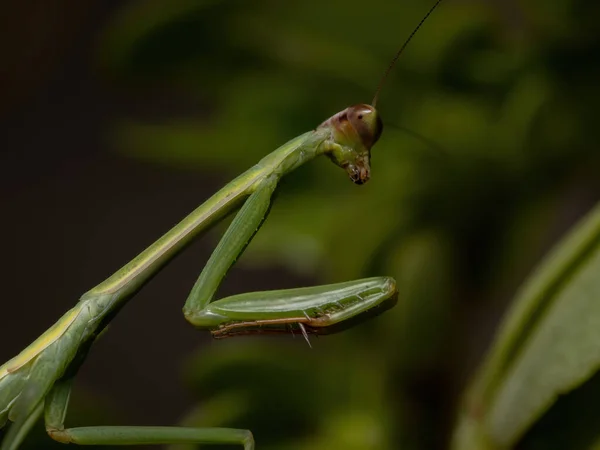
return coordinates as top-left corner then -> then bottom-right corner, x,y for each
0,1 -> 443,449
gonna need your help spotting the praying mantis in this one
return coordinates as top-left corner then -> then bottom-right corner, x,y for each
0,0 -> 443,449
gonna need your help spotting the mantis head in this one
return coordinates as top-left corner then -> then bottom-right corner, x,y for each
319,0 -> 443,185
320,104 -> 383,185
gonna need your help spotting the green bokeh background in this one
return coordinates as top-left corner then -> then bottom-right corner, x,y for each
1,0 -> 599,449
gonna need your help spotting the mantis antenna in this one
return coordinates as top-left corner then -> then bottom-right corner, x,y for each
372,0 -> 444,107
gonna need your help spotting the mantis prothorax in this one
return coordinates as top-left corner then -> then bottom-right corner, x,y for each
0,0 -> 443,448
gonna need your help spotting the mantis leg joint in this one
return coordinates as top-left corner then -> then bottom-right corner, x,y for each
243,430 -> 255,450
47,427 -> 73,444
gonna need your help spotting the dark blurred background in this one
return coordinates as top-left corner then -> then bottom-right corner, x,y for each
1,0 -> 599,449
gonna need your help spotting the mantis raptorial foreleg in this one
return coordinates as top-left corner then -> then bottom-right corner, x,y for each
183,174 -> 279,324
182,174 -> 396,342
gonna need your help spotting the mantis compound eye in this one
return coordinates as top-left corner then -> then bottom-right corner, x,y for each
347,104 -> 383,150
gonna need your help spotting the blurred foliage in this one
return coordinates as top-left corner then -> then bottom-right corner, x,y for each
453,204 -> 600,449
9,0 -> 600,448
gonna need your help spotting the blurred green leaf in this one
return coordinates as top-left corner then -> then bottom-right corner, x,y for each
179,339 -> 396,450
453,202 -> 600,448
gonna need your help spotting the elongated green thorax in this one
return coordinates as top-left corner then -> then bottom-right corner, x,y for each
319,104 -> 383,184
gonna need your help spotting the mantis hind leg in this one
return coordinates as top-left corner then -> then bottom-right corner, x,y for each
44,378 -> 254,449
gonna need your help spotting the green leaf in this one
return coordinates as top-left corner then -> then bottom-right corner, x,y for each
453,202 -> 600,448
